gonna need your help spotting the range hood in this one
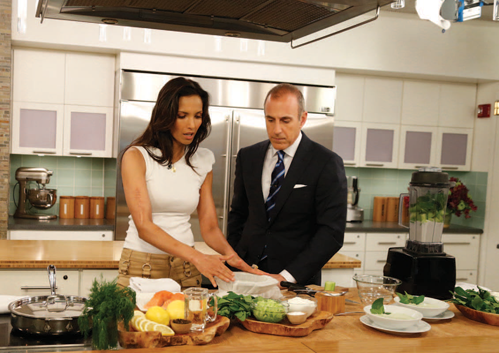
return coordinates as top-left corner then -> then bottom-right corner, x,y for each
36,0 -> 393,45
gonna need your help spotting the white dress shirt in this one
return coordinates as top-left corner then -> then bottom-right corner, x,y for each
261,132 -> 303,283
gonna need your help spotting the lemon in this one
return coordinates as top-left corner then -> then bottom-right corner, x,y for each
166,300 -> 185,321
131,316 -> 145,331
134,310 -> 145,317
146,306 -> 170,325
153,323 -> 175,336
140,320 -> 157,332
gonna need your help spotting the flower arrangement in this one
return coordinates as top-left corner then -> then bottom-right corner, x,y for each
446,177 -> 477,218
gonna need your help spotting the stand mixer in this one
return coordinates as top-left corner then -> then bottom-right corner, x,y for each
14,167 -> 58,220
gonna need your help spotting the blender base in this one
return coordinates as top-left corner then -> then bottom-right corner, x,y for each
384,247 -> 456,300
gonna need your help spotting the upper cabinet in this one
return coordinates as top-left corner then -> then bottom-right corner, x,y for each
360,123 -> 400,169
11,49 -> 116,157
335,74 -> 364,122
401,81 -> 440,126
438,83 -> 476,128
362,77 -> 403,124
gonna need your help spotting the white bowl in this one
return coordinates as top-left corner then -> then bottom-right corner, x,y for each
394,296 -> 449,317
281,295 -> 317,318
364,304 -> 423,330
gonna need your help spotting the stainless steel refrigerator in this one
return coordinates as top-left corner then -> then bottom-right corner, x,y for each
115,71 -> 336,241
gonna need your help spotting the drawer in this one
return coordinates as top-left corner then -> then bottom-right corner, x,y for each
366,233 -> 406,251
343,233 -> 366,251
0,269 -> 79,296
339,251 -> 365,270
364,251 -> 389,271
456,270 -> 478,284
442,234 -> 479,270
9,230 -> 113,241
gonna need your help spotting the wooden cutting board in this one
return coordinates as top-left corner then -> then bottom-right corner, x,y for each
238,311 -> 334,337
118,315 -> 230,348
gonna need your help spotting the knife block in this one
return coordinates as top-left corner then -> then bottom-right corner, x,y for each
316,292 -> 345,314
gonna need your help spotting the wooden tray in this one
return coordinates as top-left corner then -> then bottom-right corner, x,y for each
118,315 -> 230,348
456,304 -> 499,326
238,310 -> 334,337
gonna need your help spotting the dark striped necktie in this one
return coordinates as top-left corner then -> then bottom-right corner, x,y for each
265,150 -> 285,221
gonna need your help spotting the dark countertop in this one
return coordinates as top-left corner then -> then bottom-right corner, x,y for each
345,220 -> 483,234
8,216 -> 115,231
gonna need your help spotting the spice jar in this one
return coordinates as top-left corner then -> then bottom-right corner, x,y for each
106,197 -> 116,220
74,196 -> 90,219
90,197 -> 105,219
59,196 -> 75,219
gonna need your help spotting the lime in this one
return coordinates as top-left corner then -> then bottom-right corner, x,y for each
146,306 -> 170,325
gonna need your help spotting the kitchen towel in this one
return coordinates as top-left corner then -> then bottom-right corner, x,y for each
129,277 -> 181,293
0,295 -> 24,314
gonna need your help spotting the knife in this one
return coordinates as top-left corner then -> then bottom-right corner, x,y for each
280,281 -> 360,304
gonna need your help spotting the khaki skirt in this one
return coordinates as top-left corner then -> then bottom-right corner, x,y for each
117,248 -> 202,290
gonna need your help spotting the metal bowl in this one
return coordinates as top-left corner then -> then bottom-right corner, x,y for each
27,189 -> 57,209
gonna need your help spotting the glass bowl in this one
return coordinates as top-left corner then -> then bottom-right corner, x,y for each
353,275 -> 401,305
280,294 -> 317,318
251,299 -> 288,323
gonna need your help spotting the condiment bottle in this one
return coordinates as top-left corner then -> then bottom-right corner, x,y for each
74,196 -> 90,219
106,197 -> 116,219
90,197 -> 105,219
59,196 -> 75,219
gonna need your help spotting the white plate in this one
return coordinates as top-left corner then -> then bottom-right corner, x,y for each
360,315 -> 431,335
422,310 -> 455,321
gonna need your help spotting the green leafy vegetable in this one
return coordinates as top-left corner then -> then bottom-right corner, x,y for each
396,291 -> 425,305
370,298 -> 390,315
78,276 -> 136,350
409,191 -> 447,224
450,286 -> 499,314
211,291 -> 255,321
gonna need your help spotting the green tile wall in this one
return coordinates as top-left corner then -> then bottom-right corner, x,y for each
345,168 -> 487,230
9,155 -> 117,216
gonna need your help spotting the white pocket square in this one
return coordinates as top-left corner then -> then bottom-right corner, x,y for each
294,184 -> 307,189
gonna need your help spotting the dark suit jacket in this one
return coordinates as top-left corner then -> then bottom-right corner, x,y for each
227,132 -> 347,285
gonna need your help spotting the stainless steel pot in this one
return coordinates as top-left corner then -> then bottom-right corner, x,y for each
8,265 -> 87,335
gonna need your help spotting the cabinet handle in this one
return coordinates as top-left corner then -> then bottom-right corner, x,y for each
366,163 -> 384,167
33,150 -> 56,154
445,242 -> 471,245
21,286 -> 57,290
441,167 -> 459,170
378,242 -> 397,245
415,166 -> 425,169
456,278 -> 469,281
344,242 -> 357,245
376,260 -> 386,263
70,152 -> 93,156
344,162 -> 356,166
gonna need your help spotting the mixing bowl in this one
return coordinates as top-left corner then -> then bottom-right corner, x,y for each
353,275 -> 401,305
28,188 -> 57,209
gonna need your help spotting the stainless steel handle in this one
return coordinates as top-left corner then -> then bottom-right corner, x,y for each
33,150 -> 56,154
21,286 -> 57,290
344,162 -> 356,166
415,166 -> 426,168
378,242 -> 397,245
445,242 -> 471,245
344,242 -> 357,245
456,278 -> 469,281
69,152 -> 93,156
366,163 -> 384,167
442,167 -> 459,170
376,260 -> 387,263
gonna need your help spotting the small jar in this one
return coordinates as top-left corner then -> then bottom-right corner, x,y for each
59,196 -> 75,219
90,197 -> 105,219
106,197 -> 116,220
74,196 -> 90,219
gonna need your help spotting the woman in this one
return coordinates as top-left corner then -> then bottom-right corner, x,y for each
117,77 -> 262,289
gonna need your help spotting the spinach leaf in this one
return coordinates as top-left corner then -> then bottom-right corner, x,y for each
450,286 -> 499,314
396,291 -> 425,305
370,298 -> 389,315
211,291 -> 256,321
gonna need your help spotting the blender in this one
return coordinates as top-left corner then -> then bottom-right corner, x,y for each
384,168 -> 456,300
346,176 -> 364,222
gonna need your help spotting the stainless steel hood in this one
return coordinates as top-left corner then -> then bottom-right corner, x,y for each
36,0 -> 393,44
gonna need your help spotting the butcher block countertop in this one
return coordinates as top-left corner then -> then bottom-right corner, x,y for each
64,290 -> 498,353
0,240 -> 361,269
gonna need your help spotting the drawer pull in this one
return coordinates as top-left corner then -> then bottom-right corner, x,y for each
70,152 -> 92,156
445,242 -> 471,245
376,260 -> 386,263
442,167 -> 459,170
456,278 -> 468,281
33,150 -> 56,154
378,242 -> 397,245
344,242 -> 357,245
21,286 -> 57,290
344,162 -> 356,166
366,163 -> 384,167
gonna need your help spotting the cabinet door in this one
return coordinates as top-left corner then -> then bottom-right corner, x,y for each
456,270 -> 478,284
360,123 -> 400,168
11,102 -> 64,155
335,73 -> 364,122
342,233 -> 366,251
366,233 -> 406,251
438,83 -> 476,129
0,269 -> 79,296
436,128 -> 473,171
362,77 -> 403,124
63,105 -> 114,157
80,270 -> 118,297
398,125 -> 438,169
13,49 -> 65,104
401,80 -> 440,127
442,233 -> 480,270
364,251 -> 390,271
65,53 -> 115,107
333,121 -> 361,167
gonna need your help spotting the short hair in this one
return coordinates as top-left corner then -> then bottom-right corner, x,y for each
264,83 -> 305,117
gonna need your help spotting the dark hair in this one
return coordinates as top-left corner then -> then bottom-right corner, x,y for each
264,83 -> 305,117
122,77 -> 211,170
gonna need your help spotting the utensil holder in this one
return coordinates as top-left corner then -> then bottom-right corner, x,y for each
59,196 -> 75,219
316,292 -> 345,314
106,197 -> 116,219
90,197 -> 105,219
74,196 -> 90,219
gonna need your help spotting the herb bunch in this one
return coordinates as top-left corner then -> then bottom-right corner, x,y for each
210,291 -> 255,321
79,276 -> 136,350
450,286 -> 499,314
396,292 -> 425,305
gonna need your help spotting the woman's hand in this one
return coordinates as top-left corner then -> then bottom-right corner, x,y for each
225,252 -> 269,276
191,253 -> 236,288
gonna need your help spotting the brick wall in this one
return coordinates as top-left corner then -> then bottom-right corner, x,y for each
0,0 -> 11,239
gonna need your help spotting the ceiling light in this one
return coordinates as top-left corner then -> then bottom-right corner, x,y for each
391,0 -> 405,9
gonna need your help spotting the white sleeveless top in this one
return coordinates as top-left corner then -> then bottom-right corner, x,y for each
123,146 -> 215,255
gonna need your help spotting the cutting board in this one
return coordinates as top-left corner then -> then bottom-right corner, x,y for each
118,315 -> 230,348
238,310 -> 334,337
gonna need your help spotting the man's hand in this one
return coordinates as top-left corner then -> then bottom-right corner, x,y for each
266,274 -> 286,288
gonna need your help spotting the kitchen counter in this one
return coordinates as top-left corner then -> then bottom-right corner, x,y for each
8,216 -> 115,231
346,220 -> 483,234
0,240 -> 361,270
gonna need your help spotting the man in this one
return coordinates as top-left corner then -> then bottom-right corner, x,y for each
227,83 -> 347,286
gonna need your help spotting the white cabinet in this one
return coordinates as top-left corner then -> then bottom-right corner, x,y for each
80,270 -> 118,297
0,269 -> 79,296
442,233 -> 480,271
436,127 -> 473,171
362,77 -> 403,124
8,230 -> 113,241
438,83 -> 476,129
363,233 -> 406,275
333,121 -> 362,167
11,48 -> 115,157
360,123 -> 400,169
340,233 -> 366,272
398,125 -> 438,169
335,73 -> 364,122
401,80 -> 440,126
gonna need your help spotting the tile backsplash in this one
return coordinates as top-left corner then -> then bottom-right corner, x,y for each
345,168 -> 487,230
9,155 -> 117,216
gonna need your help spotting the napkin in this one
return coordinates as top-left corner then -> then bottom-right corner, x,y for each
129,277 -> 181,293
0,295 -> 24,314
